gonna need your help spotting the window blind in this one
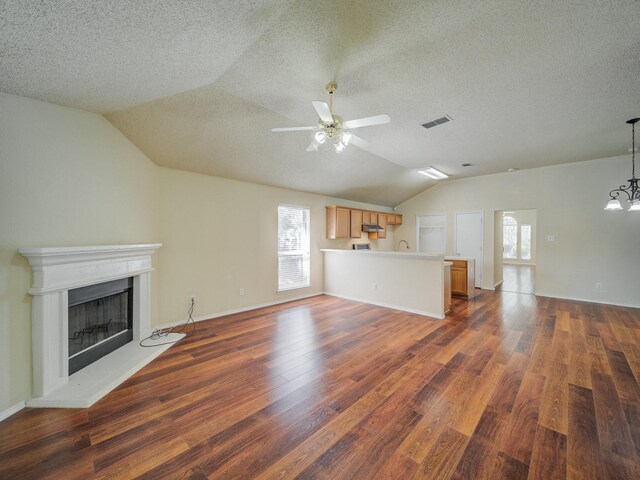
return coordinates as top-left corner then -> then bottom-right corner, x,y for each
277,204 -> 310,292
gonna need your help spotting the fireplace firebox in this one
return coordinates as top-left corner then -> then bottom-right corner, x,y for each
68,277 -> 134,374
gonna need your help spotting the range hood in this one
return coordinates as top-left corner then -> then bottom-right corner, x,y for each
362,224 -> 384,233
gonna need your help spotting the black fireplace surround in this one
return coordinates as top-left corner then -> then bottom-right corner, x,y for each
68,277 -> 133,375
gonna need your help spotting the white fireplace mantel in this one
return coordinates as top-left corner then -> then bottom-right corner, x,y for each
19,243 -> 173,408
20,243 -> 162,295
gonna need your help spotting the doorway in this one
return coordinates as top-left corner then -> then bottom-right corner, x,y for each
454,211 -> 483,288
496,209 -> 537,294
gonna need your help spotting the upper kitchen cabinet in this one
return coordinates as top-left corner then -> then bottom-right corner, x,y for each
350,210 -> 363,238
377,213 -> 387,238
387,214 -> 403,225
326,206 -> 403,240
326,206 -> 351,239
391,214 -> 403,225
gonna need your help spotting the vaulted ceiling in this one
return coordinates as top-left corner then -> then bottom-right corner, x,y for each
2,1 -> 638,206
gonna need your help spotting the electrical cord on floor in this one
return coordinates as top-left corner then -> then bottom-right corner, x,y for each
139,298 -> 196,347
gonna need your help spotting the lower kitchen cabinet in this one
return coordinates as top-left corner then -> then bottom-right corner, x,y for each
447,258 -> 476,298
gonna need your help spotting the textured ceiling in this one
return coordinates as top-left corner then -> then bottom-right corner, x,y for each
1,1 -> 639,206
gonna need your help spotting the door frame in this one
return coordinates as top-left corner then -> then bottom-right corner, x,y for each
454,210 -> 484,288
415,212 -> 447,253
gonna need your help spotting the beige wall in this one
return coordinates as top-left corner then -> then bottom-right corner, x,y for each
156,167 -> 393,325
0,93 -> 159,413
394,157 -> 640,307
0,93 -> 394,414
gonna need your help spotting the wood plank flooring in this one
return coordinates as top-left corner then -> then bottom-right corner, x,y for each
1,292 -> 639,479
497,264 -> 536,295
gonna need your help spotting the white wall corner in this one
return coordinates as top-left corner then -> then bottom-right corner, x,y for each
0,401 -> 25,423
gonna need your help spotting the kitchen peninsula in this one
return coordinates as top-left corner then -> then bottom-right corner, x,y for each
321,249 -> 450,319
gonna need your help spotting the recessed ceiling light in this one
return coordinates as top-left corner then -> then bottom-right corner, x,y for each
417,167 -> 449,179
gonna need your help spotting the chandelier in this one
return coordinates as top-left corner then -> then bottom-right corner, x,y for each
605,118 -> 640,211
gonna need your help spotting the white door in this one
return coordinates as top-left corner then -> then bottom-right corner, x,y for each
455,212 -> 483,288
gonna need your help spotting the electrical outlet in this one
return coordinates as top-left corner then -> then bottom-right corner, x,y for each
595,282 -> 602,290
190,295 -> 196,303
239,288 -> 244,296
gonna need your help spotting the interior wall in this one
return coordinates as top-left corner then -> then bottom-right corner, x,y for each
493,211 -> 504,287
0,93 -> 159,413
502,209 -> 537,264
156,167 -> 394,326
394,156 -> 640,307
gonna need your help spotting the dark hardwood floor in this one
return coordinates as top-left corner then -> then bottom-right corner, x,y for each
1,292 -> 639,479
497,264 -> 536,295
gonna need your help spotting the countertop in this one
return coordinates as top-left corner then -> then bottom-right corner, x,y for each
444,256 -> 475,262
321,249 -> 445,261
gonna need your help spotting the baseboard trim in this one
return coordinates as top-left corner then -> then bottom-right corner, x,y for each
155,292 -> 325,330
535,292 -> 639,309
324,292 -> 444,320
494,280 -> 504,288
0,401 -> 25,423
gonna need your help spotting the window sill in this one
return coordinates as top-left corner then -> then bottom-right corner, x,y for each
277,284 -> 311,294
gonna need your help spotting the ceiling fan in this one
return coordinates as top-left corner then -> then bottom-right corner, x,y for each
271,82 -> 391,153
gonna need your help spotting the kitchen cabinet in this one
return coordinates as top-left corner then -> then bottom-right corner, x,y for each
326,206 -> 351,239
350,210 -> 362,238
377,214 -> 387,238
384,214 -> 403,225
326,206 -> 402,240
447,258 -> 476,298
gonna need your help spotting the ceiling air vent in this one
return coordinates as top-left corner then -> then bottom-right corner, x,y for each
422,115 -> 452,129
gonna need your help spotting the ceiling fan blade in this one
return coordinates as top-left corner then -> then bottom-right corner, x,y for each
350,134 -> 371,151
305,141 -> 319,152
343,114 -> 391,129
271,126 -> 315,132
312,101 -> 334,123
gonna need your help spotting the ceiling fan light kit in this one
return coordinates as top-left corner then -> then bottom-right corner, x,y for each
271,82 -> 390,154
605,118 -> 640,212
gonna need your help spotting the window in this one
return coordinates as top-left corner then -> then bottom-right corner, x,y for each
278,204 -> 310,292
503,215 -> 517,259
520,224 -> 532,260
417,214 -> 447,254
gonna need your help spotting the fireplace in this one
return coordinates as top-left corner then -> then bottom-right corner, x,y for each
19,244 -> 166,407
68,277 -> 134,374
